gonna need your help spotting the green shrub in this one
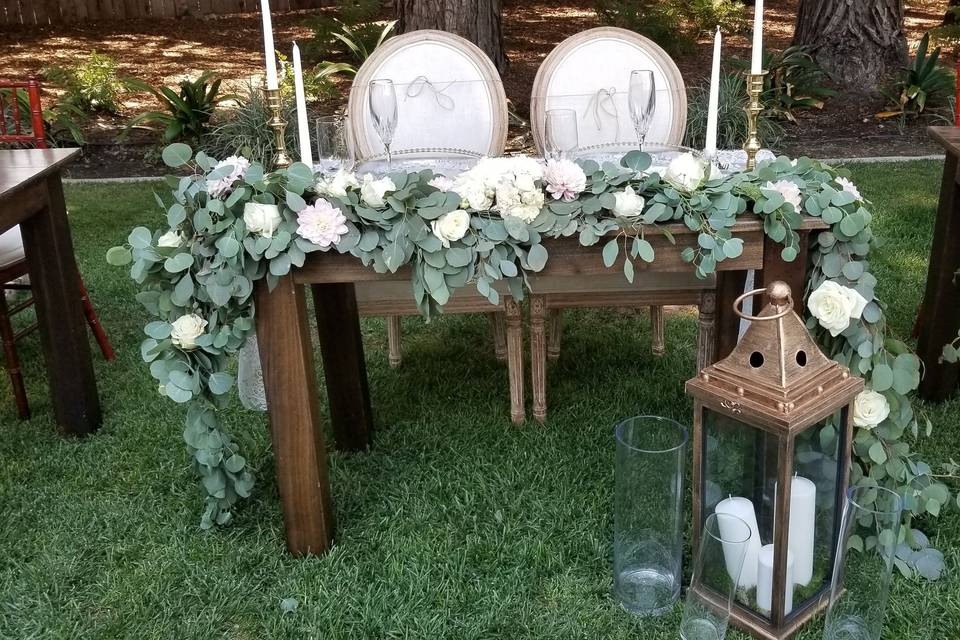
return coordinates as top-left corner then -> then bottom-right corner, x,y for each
125,72 -> 228,143
595,0 -> 746,54
879,33 -> 955,120
203,81 -> 299,167
43,51 -> 126,114
0,87 -> 85,147
684,72 -> 785,151
730,46 -> 837,122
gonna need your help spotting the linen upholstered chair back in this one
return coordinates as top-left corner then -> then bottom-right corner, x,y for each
530,27 -> 687,155
347,30 -> 508,160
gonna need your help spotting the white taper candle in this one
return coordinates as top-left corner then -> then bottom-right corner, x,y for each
260,0 -> 278,90
704,26 -> 722,158
750,0 -> 764,74
292,43 -> 313,166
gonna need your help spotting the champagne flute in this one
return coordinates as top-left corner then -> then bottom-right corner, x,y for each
545,108 -> 579,160
368,78 -> 398,167
628,70 -> 656,151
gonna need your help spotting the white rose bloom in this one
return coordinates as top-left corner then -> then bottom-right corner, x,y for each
431,210 -> 471,248
853,389 -> 890,429
808,280 -> 869,337
359,174 -> 397,208
612,186 -> 646,220
170,313 -> 208,351
317,169 -> 359,198
664,153 -> 707,192
835,176 -> 863,201
243,202 -> 282,238
764,179 -> 803,212
157,229 -> 184,248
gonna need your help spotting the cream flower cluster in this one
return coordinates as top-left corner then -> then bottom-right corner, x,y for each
451,157 -> 546,222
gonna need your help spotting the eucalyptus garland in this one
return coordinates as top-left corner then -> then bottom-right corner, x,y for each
108,143 -> 949,569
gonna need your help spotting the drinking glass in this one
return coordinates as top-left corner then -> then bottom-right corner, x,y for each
545,108 -> 579,160
314,115 -> 351,175
823,486 -> 903,640
613,416 -> 687,616
680,513 -> 753,640
628,70 -> 656,150
368,79 -> 397,166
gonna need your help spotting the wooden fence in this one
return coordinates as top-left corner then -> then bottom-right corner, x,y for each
1,0 -> 333,25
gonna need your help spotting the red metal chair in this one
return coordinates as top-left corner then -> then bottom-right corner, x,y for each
0,77 -> 114,419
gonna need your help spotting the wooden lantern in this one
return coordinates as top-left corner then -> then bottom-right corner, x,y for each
685,282 -> 863,640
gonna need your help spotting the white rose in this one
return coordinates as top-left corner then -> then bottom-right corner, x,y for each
853,389 -> 890,429
318,169 -> 359,198
764,179 -> 803,212
359,174 -> 396,208
664,153 -> 707,192
612,186 -> 645,220
514,173 -> 537,193
157,229 -> 184,248
170,313 -> 208,351
431,210 -> 471,248
835,176 -> 863,201
807,280 -> 869,337
243,202 -> 282,238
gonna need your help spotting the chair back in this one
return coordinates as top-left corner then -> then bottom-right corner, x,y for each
347,30 -> 508,160
0,77 -> 47,149
530,27 -> 686,154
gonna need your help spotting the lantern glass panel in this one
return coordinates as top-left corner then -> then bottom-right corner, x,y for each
698,407 -> 849,623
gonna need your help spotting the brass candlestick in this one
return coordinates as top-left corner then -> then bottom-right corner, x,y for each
743,71 -> 767,171
264,86 -> 292,170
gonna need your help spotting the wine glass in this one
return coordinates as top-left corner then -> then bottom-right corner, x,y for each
628,70 -> 656,150
314,115 -> 351,175
545,108 -> 579,160
368,78 -> 398,167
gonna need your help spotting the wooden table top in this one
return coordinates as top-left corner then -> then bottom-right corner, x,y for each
929,126 -> 960,156
0,148 -> 80,201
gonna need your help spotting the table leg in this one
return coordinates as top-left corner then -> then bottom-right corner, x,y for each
257,276 -> 335,555
714,270 -> 748,361
18,174 -> 100,435
505,297 -> 525,425
312,283 -> 373,452
918,154 -> 960,400
530,295 -> 547,424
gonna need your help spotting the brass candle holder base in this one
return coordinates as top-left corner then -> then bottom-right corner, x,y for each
743,71 -> 768,171
264,86 -> 292,170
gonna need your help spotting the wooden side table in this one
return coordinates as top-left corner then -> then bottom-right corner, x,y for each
917,127 -> 960,400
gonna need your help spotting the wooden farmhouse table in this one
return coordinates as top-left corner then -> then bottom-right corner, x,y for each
254,215 -> 827,555
0,148 -> 101,434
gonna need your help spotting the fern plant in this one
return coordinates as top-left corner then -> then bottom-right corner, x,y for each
43,51 -> 126,115
125,72 -> 229,143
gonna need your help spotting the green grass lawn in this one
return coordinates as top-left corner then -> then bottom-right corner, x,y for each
1,161 -> 958,639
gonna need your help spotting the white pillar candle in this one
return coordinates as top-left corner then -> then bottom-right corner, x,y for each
715,496 -> 762,588
292,42 -> 313,167
787,476 -> 816,586
704,26 -> 722,159
757,544 -> 794,615
750,0 -> 764,74
260,0 -> 279,90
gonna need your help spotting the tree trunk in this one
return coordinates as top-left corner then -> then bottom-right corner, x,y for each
396,0 -> 507,75
793,0 -> 907,92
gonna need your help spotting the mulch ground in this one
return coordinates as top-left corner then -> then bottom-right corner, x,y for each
0,0 -> 953,177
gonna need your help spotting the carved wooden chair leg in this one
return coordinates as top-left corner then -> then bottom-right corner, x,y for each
386,315 -> 402,368
530,295 -> 548,424
0,292 -> 28,419
547,309 -> 562,361
650,305 -> 665,356
491,311 -> 507,361
697,291 -> 717,372
504,298 -> 525,424
78,278 -> 115,361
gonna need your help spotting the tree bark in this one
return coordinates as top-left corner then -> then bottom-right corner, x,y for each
396,0 -> 507,75
793,0 -> 907,92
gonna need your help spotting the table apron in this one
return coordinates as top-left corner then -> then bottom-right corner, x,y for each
0,180 -> 47,232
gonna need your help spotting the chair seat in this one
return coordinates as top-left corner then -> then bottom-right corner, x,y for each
0,227 -> 25,270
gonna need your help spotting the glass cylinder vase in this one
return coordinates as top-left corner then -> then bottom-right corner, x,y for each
613,416 -> 688,616
680,512 -> 753,640
823,486 -> 903,640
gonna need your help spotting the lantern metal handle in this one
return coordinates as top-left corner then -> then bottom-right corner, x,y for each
733,284 -> 794,322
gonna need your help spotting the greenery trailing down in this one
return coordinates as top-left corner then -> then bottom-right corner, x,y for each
684,73 -> 785,151
105,146 -> 947,564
